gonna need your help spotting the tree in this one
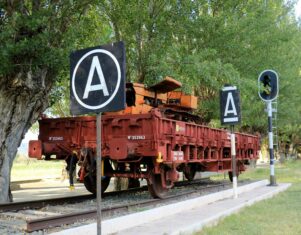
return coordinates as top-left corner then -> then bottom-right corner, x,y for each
101,1 -> 301,129
53,0 -> 301,146
2,0 -> 300,202
99,0 -> 301,144
0,0 -> 109,202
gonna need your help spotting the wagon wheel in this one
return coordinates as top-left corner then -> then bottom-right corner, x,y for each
83,158 -> 112,195
183,164 -> 196,181
83,174 -> 111,195
147,171 -> 168,199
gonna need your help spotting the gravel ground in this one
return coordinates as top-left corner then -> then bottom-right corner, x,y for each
1,178 -> 255,234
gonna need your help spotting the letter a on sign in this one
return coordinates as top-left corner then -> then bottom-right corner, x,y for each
224,92 -> 237,117
83,56 -> 109,99
220,86 -> 241,125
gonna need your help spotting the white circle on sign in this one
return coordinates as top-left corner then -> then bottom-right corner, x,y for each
71,49 -> 121,110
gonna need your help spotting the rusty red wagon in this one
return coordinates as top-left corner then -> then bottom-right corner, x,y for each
29,77 -> 259,198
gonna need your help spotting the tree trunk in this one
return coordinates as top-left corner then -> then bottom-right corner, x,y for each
0,70 -> 52,203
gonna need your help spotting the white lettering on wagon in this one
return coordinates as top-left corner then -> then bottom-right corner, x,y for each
172,151 -> 184,161
127,135 -> 146,140
49,136 -> 64,141
176,124 -> 185,133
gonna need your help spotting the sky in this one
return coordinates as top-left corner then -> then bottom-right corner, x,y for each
296,0 -> 301,18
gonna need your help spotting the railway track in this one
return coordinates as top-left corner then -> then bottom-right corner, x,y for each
26,180 -> 229,232
0,178 -> 233,233
0,177 -> 211,212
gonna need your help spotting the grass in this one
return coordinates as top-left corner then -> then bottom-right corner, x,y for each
196,159 -> 301,235
11,155 -> 65,181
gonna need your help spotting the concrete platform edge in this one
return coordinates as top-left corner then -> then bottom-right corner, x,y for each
50,180 -> 269,235
102,179 -> 268,234
171,183 -> 292,235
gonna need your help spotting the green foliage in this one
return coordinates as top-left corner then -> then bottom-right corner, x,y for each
5,1 -> 300,146
100,0 -> 301,138
0,1 -> 112,115
48,5 -> 113,116
1,2 -> 75,77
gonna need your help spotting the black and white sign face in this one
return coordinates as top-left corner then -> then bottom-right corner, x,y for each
70,41 -> 126,115
220,86 -> 241,125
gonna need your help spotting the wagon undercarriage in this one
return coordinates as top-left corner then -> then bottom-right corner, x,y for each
67,142 -> 252,198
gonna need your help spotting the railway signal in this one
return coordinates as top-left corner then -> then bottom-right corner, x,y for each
258,69 -> 279,186
70,41 -> 126,235
258,70 -> 278,102
220,85 -> 241,199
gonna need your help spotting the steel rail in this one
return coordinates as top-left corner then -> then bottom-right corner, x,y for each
25,181 -> 228,232
0,187 -> 148,212
26,210 -> 97,232
0,194 -> 95,212
1,178 -> 211,212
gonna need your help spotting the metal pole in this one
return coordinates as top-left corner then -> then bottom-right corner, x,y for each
267,101 -> 277,186
96,113 -> 102,235
230,125 -> 238,199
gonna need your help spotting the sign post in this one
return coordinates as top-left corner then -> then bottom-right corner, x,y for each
258,69 -> 279,186
220,85 -> 241,198
230,125 -> 237,198
96,113 -> 102,233
70,41 -> 126,234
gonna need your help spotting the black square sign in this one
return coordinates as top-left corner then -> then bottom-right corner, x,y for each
70,41 -> 126,115
220,86 -> 241,125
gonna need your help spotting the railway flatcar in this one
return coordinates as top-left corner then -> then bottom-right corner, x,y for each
28,77 -> 259,198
